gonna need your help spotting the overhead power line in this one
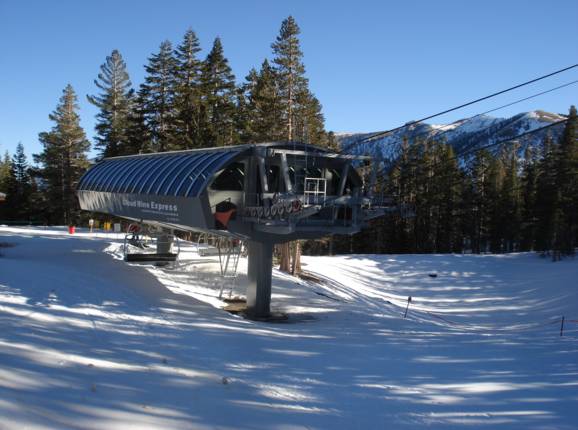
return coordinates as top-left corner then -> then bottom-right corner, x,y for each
342,63 -> 578,152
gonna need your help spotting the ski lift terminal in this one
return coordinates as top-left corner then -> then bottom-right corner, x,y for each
77,142 -> 390,318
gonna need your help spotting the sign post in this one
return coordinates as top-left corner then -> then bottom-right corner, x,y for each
404,296 -> 412,319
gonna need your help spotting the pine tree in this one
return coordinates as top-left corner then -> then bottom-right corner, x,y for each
520,146 -> 539,250
236,68 -> 258,143
271,16 -> 308,142
487,155 -> 505,253
293,88 -> 327,146
140,41 -> 178,152
87,49 -> 134,158
395,137 -> 414,252
242,60 -> 284,142
411,139 -> 433,252
4,143 -> 34,220
534,135 -> 558,253
555,105 -> 578,255
0,151 -> 10,193
35,85 -> 90,225
468,150 -> 494,253
434,144 -> 462,252
0,151 -> 10,220
125,89 -> 152,154
272,16 -> 325,272
173,29 -> 203,149
499,145 -> 522,252
325,131 -> 339,151
200,37 -> 237,147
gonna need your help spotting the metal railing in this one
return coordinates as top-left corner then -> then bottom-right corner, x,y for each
303,177 -> 327,206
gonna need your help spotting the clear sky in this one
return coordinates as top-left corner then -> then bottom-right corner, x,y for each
1,0 -> 577,158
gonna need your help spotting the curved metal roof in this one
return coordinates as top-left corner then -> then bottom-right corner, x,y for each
78,142 -> 332,198
78,146 -> 248,198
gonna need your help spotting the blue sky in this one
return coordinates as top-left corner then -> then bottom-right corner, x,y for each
1,0 -> 577,158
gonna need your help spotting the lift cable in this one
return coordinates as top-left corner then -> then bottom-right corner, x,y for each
362,78 -> 578,189
459,118 -> 567,158
415,78 -> 578,151
367,119 -> 568,225
341,63 -> 578,152
371,118 -> 568,192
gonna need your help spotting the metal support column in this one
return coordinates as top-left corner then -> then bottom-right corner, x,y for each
338,163 -> 350,196
257,155 -> 269,193
280,152 -> 293,193
157,234 -> 174,254
246,240 -> 274,318
368,160 -> 377,199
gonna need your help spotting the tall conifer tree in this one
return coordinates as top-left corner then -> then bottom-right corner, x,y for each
434,144 -> 462,252
555,106 -> 578,255
87,50 -> 134,158
200,37 -> 237,147
468,150 -> 494,253
294,88 -> 327,146
4,143 -> 33,220
140,41 -> 178,152
173,29 -> 203,149
520,146 -> 539,250
0,151 -> 10,220
125,90 -> 152,154
271,16 -> 307,142
272,16 -> 328,272
35,85 -> 90,225
534,135 -> 559,253
236,67 -> 259,143
0,151 -> 10,193
487,156 -> 505,252
243,60 -> 284,142
500,146 -> 522,252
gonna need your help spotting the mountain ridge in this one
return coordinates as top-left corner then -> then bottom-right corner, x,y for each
335,110 -> 567,160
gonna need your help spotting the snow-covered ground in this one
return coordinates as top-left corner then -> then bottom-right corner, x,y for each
1,226 -> 577,430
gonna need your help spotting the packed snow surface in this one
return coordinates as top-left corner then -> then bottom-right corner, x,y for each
1,226 -> 577,429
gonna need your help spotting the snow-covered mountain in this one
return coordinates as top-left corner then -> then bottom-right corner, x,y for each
336,110 -> 566,161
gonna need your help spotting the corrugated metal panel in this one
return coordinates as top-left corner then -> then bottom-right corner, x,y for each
77,148 -> 244,197
166,152 -> 212,196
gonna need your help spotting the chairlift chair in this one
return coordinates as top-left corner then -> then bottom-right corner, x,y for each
123,223 -> 180,264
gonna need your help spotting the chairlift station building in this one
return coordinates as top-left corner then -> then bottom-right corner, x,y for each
77,142 -> 383,317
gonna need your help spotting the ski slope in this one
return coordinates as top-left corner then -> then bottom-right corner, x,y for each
1,226 -> 577,430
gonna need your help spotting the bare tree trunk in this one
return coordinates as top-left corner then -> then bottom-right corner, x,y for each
287,67 -> 293,142
291,240 -> 302,275
278,242 -> 291,272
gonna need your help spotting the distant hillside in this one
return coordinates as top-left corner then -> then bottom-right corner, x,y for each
336,110 -> 566,160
